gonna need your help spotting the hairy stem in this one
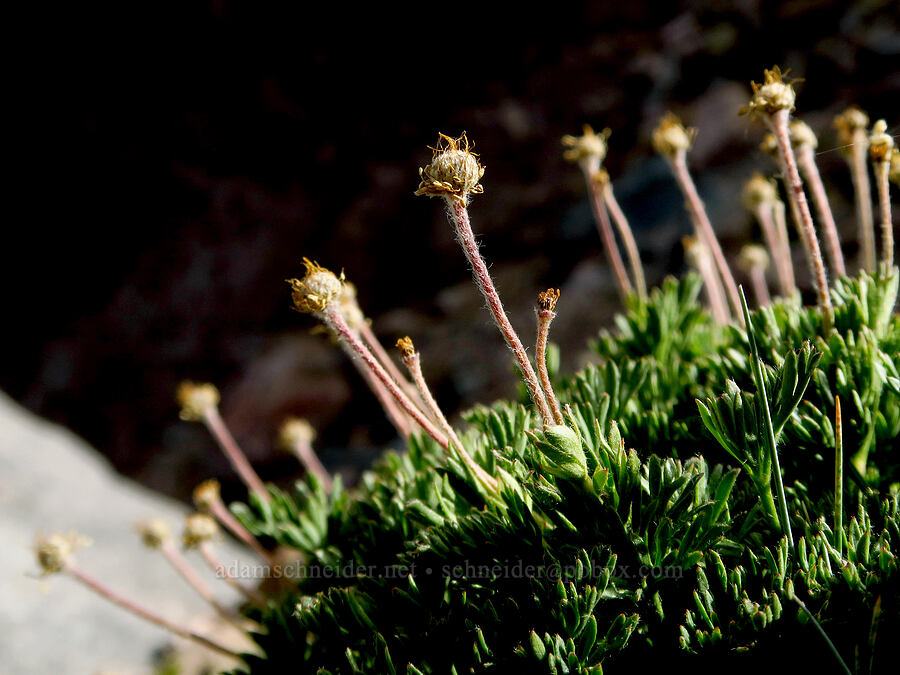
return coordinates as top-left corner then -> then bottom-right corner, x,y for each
848,128 -> 876,273
65,563 -> 241,659
324,307 -> 450,448
536,312 -> 564,425
797,144 -> 846,276
199,542 -> 266,606
768,109 -> 834,332
402,350 -> 498,490
161,540 -> 240,627
202,407 -> 269,503
748,265 -> 771,307
339,339 -> 413,439
207,498 -> 273,565
286,436 -> 333,494
583,173 -> 633,301
755,201 -> 797,297
359,320 -> 428,412
874,159 -> 893,269
601,181 -> 647,299
447,199 -> 554,425
670,149 -> 743,324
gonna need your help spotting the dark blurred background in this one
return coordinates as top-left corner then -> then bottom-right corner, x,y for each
8,1 -> 898,502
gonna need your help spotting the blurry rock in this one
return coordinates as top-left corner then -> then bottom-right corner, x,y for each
0,392 -> 255,674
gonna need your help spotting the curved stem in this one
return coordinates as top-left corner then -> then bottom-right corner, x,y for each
601,181 -> 647,299
768,109 -> 834,332
670,150 -> 743,324
584,174 -> 632,301
536,312 -> 564,424
848,128 -> 876,272
874,160 -> 893,269
447,199 -> 554,425
202,407 -> 269,503
208,498 -> 273,566
324,307 -> 450,448
755,202 -> 796,297
797,144 -> 846,276
65,563 -> 241,659
199,542 -> 266,606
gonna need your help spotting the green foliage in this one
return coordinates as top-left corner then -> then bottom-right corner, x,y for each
226,271 -> 900,674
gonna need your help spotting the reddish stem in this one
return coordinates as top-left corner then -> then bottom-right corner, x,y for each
601,181 -> 647,299
64,563 -> 241,659
448,199 -> 554,425
324,308 -> 450,448
202,407 -> 269,503
670,150 -> 743,324
755,202 -> 796,298
584,175 -> 633,301
797,144 -> 846,276
768,109 -> 834,332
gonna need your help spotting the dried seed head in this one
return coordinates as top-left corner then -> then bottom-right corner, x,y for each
833,106 -> 869,147
742,66 -> 798,117
415,132 -> 485,203
176,381 -> 220,421
395,336 -> 416,362
682,236 -> 709,269
279,416 -> 316,449
738,244 -> 771,272
136,519 -> 172,549
759,133 -> 778,157
193,479 -> 221,512
287,258 -> 344,314
338,282 -> 366,331
35,532 -> 90,575
182,513 -> 219,549
561,125 -> 611,173
742,173 -> 779,210
890,148 -> 900,186
869,119 -> 894,163
789,119 -> 818,149
537,288 -> 560,316
591,168 -> 611,186
652,113 -> 696,157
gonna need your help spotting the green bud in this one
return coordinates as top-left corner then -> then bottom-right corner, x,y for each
531,424 -> 587,480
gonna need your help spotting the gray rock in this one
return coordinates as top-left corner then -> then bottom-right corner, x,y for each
0,392 -> 257,674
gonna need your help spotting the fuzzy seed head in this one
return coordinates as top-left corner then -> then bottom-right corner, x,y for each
869,119 -> 894,162
738,244 -> 770,272
279,416 -> 316,449
396,336 -> 416,361
35,532 -> 90,575
652,113 -> 696,157
183,513 -> 219,549
561,125 -> 610,173
176,381 -> 220,421
537,288 -> 560,315
415,132 -> 485,203
742,173 -> 779,210
833,106 -> 869,147
682,236 -> 709,269
338,281 -> 366,331
789,120 -> 818,149
193,479 -> 221,512
287,258 -> 344,314
759,133 -> 778,157
742,66 -> 797,117
136,519 -> 172,549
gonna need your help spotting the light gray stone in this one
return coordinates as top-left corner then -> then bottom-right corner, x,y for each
0,392 -> 257,674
